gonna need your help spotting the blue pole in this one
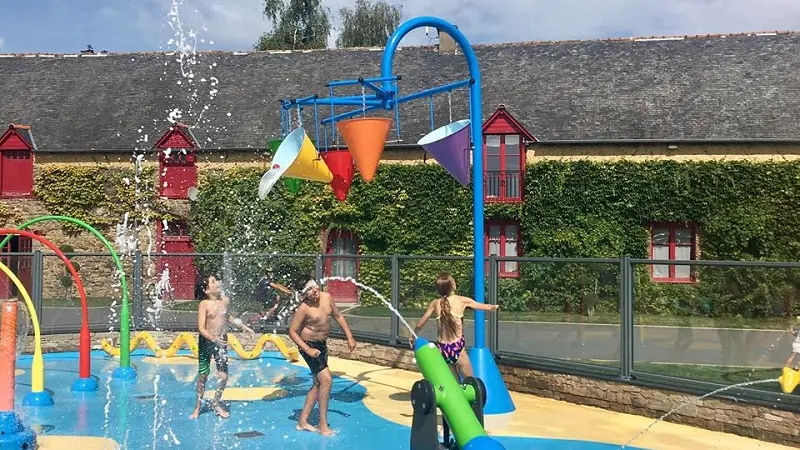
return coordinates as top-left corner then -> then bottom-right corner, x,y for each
381,16 -> 515,416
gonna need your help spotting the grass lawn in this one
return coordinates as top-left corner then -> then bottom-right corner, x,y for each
42,297 -> 117,308
582,359 -> 786,392
345,306 -> 795,330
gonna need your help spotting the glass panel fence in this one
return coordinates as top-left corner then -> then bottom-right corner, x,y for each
41,253 -> 131,334
396,256 -> 480,348
326,255 -> 393,340
633,261 -> 799,394
496,259 -> 621,371
152,253 -> 316,334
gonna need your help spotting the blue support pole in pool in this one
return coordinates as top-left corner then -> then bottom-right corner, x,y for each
380,16 -> 516,417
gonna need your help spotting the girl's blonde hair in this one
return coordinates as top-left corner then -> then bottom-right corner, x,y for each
435,273 -> 458,338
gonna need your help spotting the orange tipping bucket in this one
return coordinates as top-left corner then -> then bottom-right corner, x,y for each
336,117 -> 391,183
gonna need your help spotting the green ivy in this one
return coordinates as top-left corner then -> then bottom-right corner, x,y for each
35,165 -> 158,232
189,160 -> 800,317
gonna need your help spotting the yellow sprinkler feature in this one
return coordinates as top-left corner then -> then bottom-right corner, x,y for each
101,331 -> 299,362
778,367 -> 800,394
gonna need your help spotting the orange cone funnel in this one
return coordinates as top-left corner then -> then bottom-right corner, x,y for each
336,117 -> 391,183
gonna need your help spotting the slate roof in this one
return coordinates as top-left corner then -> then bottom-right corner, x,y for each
2,31 -> 800,151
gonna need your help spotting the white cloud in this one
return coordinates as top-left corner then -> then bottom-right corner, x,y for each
87,0 -> 800,53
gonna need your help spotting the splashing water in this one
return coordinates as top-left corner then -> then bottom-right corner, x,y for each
620,378 -> 778,448
320,276 -> 418,339
746,333 -> 788,381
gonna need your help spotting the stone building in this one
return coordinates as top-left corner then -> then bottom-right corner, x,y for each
1,30 -> 800,300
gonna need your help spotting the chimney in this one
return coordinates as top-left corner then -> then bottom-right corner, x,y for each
437,27 -> 459,55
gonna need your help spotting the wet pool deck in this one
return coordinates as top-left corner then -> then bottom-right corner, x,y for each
36,354 -> 794,450
324,356 -> 794,450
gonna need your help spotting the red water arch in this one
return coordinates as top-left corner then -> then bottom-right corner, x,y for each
0,229 -> 91,381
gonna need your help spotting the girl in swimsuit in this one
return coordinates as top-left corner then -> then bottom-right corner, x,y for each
411,272 -> 499,380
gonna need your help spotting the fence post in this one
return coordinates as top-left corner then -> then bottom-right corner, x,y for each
32,250 -> 44,331
315,254 -> 324,282
132,251 -> 143,330
488,254 -> 499,354
619,256 -> 633,380
390,255 -> 400,345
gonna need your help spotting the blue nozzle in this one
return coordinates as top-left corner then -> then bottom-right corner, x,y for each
413,336 -> 430,351
462,435 -> 506,450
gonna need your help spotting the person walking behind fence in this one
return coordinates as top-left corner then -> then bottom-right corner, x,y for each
784,319 -> 800,370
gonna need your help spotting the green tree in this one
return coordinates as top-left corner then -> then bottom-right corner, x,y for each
336,0 -> 402,48
255,0 -> 331,50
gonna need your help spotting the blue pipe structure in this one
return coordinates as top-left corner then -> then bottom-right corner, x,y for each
277,16 -> 516,418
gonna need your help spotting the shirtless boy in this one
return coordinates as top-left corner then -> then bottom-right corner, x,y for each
288,279 -> 357,436
190,274 -> 255,419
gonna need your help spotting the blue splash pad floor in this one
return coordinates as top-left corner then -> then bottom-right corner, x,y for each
12,350 -> 641,449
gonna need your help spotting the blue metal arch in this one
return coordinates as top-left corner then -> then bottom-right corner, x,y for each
381,17 -> 486,347
379,17 -> 514,416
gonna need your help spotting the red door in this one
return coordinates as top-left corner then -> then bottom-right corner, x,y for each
162,238 -> 196,300
155,221 -> 197,301
325,229 -> 359,303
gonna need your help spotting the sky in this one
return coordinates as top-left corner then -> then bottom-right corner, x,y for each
1,0 -> 800,54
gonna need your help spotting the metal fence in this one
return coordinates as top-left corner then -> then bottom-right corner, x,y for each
5,250 -> 800,412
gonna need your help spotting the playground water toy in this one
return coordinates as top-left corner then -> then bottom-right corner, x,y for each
259,127 -> 333,199
0,228 -> 95,392
0,260 -> 52,406
268,138 -> 304,194
0,300 -> 37,449
779,367 -> 800,393
320,150 -> 356,201
279,16 -> 515,416
417,119 -> 472,186
101,331 -> 300,362
336,117 -> 392,183
410,337 -> 503,450
0,215 -> 135,380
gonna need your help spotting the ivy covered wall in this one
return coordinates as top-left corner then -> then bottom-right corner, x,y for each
188,160 -> 800,317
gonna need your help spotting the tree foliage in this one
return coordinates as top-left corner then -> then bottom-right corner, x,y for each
255,0 -> 331,50
336,0 -> 402,48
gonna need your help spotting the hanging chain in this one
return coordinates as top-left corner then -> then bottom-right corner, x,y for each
361,84 -> 367,117
448,91 -> 453,123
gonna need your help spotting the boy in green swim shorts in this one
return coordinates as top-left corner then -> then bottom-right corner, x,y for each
190,274 -> 254,419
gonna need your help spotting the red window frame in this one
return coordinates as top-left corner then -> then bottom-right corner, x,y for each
482,134 -> 524,203
649,222 -> 697,283
485,221 -> 521,278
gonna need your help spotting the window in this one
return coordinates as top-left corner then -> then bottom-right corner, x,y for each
0,125 -> 35,198
483,134 -> 523,202
155,124 -> 199,200
159,149 -> 197,199
650,223 -> 697,283
325,229 -> 359,303
485,221 -> 520,278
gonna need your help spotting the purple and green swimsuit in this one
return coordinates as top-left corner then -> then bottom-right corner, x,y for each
434,336 -> 466,364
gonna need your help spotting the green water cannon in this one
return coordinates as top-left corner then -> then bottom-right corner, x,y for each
410,337 -> 505,450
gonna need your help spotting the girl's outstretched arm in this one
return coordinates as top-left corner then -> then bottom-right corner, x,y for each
465,297 -> 499,312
